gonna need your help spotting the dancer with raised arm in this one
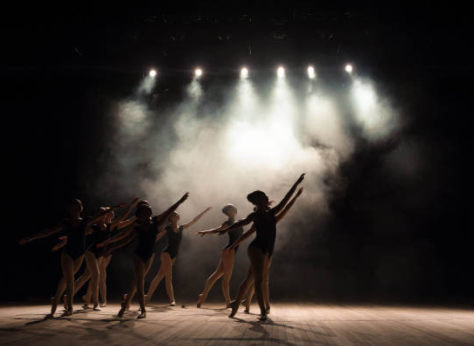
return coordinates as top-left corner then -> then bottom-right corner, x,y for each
64,197 -> 139,310
145,206 -> 212,306
19,199 -> 125,316
230,186 -> 304,315
199,173 -> 304,321
196,204 -> 244,308
98,193 -> 189,319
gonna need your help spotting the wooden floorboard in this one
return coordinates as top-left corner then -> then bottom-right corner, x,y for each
1,303 -> 474,346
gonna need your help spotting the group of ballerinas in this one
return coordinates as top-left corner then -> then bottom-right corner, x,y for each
20,173 -> 305,321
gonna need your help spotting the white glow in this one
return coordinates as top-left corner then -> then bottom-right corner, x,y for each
240,67 -> 249,79
345,64 -> 353,73
307,66 -> 316,79
149,69 -> 157,77
277,66 -> 285,78
195,68 -> 203,77
351,79 -> 398,139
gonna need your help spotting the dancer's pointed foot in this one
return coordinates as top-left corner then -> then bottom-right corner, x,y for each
118,300 -> 127,317
197,294 -> 204,308
169,301 -> 176,306
50,297 -> 57,316
62,309 -> 73,317
228,300 -> 239,318
62,295 -> 68,310
137,310 -> 146,319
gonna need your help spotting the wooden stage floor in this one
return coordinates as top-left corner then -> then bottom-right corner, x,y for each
1,303 -> 474,345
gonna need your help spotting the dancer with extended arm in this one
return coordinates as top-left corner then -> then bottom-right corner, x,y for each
145,206 -> 212,306
199,173 -> 304,321
63,197 -> 139,310
19,199 -> 125,316
195,204 -> 244,308
98,193 -> 189,319
231,186 -> 304,314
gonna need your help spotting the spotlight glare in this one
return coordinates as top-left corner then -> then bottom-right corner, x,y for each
277,66 -> 285,78
240,67 -> 249,79
345,64 -> 353,74
195,68 -> 203,77
307,66 -> 315,79
149,69 -> 157,77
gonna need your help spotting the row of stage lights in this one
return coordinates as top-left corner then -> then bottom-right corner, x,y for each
148,64 -> 354,79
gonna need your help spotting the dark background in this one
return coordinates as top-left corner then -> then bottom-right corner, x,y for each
2,1 -> 473,304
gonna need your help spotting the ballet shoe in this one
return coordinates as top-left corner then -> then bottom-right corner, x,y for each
137,311 -> 146,319
50,297 -> 57,316
93,305 -> 102,311
228,301 -> 239,318
118,301 -> 127,317
169,301 -> 176,306
100,301 -> 107,307
197,294 -> 204,308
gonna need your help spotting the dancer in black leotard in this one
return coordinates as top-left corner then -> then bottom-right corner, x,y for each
64,198 -> 139,309
205,173 -> 304,321
229,187 -> 304,315
145,206 -> 212,306
98,193 -> 189,319
196,204 -> 244,308
19,199 -> 124,316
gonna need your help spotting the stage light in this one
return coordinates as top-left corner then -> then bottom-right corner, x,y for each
195,68 -> 203,77
345,64 -> 353,74
240,67 -> 249,79
277,66 -> 285,78
307,66 -> 315,79
149,69 -> 157,77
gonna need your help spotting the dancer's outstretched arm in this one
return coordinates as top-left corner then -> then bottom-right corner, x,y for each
227,224 -> 257,250
97,225 -> 137,247
110,197 -> 140,231
197,214 -> 254,236
182,207 -> 212,230
275,187 -> 304,222
87,202 -> 127,226
271,173 -> 305,215
154,192 -> 190,227
20,224 -> 64,244
103,231 -> 137,257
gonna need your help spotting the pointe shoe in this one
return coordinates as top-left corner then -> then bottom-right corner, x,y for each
118,301 -> 127,317
50,297 -> 57,316
197,294 -> 204,308
62,309 -> 73,317
169,301 -> 176,306
137,310 -> 146,319
63,295 -> 68,310
228,301 -> 239,318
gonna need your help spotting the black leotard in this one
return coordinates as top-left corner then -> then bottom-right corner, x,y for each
134,218 -> 159,262
62,217 -> 89,260
248,210 -> 276,257
222,220 -> 244,252
162,225 -> 183,259
87,225 -> 110,258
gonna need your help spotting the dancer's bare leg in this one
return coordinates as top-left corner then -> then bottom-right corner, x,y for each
221,249 -> 235,307
99,256 -> 110,306
247,247 -> 266,320
134,255 -> 154,318
229,261 -> 255,318
197,257 -> 224,308
244,283 -> 255,313
145,265 -> 165,305
81,251 -> 100,310
53,252 -> 84,316
263,255 -> 273,313
161,253 -> 176,305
